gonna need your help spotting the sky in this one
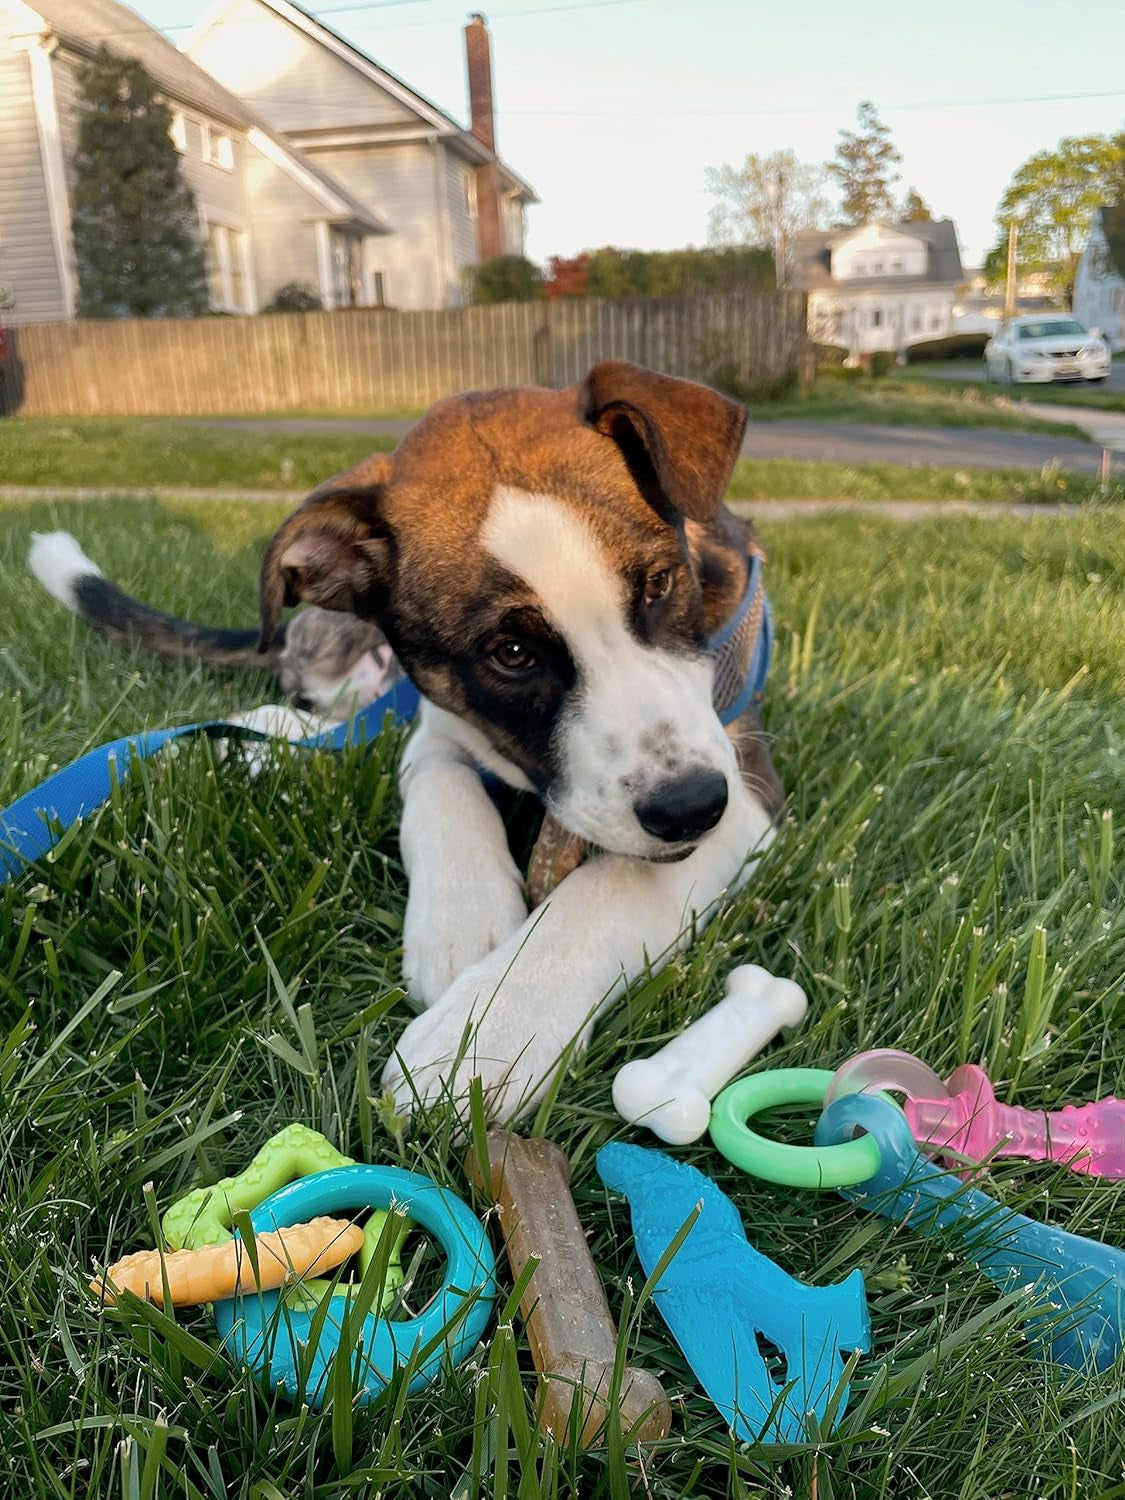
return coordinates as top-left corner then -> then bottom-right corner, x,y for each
132,0 -> 1125,269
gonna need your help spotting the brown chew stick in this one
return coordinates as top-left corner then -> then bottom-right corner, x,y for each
467,1132 -> 671,1445
526,816 -> 588,909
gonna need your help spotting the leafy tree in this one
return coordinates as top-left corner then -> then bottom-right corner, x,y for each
900,187 -> 934,221
704,149 -> 829,282
468,255 -> 543,304
828,101 -> 903,224
72,49 -> 208,318
1106,130 -> 1125,280
983,133 -> 1123,300
575,246 -> 774,299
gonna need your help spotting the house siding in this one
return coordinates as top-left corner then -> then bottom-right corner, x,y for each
0,46 -> 67,323
1073,222 -> 1125,351
445,148 -> 478,299
241,142 -> 330,307
187,0 -> 417,134
308,141 -> 442,310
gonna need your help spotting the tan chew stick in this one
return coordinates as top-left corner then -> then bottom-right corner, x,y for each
526,815 -> 587,909
467,1132 -> 671,1446
91,1216 -> 364,1306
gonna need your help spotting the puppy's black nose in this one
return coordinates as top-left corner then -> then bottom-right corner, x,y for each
634,770 -> 729,844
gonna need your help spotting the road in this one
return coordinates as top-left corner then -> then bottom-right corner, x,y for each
919,361 -> 1125,393
195,415 -> 1111,475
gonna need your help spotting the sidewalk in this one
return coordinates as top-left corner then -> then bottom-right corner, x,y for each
1015,400 -> 1125,453
0,485 -> 1086,521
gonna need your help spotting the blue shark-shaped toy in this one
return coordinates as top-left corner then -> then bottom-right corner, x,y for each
596,1142 -> 870,1444
816,1092 -> 1125,1372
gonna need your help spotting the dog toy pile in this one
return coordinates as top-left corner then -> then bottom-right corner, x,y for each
87,966 -> 1125,1447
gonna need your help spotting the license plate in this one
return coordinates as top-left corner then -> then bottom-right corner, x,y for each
1057,362 -> 1079,374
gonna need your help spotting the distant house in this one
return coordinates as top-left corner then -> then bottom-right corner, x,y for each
185,1 -> 537,310
0,0 -> 535,323
791,219 -> 965,355
0,0 -> 387,322
1073,207 -> 1125,351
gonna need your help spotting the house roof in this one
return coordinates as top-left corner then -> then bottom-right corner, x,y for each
27,0 -> 386,231
791,218 -> 964,290
191,0 -> 538,203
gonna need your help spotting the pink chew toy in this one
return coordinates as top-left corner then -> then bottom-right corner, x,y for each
827,1049 -> 1125,1180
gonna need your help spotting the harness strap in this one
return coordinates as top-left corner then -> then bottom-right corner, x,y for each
1,559 -> 769,887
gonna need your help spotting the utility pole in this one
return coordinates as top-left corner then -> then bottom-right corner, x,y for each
1003,220 -> 1018,320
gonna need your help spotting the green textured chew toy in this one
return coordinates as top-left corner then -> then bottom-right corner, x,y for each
162,1123 -> 408,1308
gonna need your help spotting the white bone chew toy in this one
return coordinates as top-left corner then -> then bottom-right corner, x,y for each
612,965 -> 809,1144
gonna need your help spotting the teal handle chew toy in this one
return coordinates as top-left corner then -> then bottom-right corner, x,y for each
815,1092 -> 1125,1373
164,1124 -> 407,1310
597,1142 -> 870,1443
213,1165 -> 497,1407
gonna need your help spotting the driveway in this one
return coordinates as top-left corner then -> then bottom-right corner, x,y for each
196,415 -> 1109,475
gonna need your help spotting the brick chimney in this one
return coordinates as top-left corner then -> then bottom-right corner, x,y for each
465,12 -> 504,262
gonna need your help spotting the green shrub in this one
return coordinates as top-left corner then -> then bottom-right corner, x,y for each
871,350 -> 897,378
468,255 -> 544,305
262,283 -> 322,314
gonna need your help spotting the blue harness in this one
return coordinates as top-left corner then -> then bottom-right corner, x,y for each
1,556 -> 770,886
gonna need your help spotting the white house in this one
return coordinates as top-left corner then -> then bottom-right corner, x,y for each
0,0 -> 535,323
186,1 -> 537,311
790,219 -> 965,355
1073,207 -> 1125,351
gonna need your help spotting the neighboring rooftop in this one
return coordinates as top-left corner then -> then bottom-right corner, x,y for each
23,0 -> 385,229
792,218 -> 964,290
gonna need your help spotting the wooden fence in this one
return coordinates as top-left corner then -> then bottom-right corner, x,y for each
2,290 -> 809,417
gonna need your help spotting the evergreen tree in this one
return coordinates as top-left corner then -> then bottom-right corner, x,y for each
72,49 -> 208,318
828,102 -> 903,225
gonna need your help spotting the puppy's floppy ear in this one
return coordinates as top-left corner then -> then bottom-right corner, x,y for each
579,360 -> 746,522
259,453 -> 393,651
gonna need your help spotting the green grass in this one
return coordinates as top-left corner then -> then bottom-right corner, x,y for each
1,498 -> 1124,1498
0,418 -> 394,491
740,376 -> 1092,438
3,416 -> 1121,506
726,459 -> 1122,505
908,364 -> 1125,414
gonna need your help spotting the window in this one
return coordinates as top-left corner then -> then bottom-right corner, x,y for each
206,223 -> 250,312
911,306 -> 923,331
872,261 -> 883,274
169,110 -> 186,153
200,121 -> 235,170
463,167 -> 478,219
871,308 -> 883,328
930,312 -> 942,330
329,229 -> 363,308
370,270 -> 387,307
891,258 -> 903,272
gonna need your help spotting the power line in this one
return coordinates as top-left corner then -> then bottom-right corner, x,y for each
503,87 -> 1125,118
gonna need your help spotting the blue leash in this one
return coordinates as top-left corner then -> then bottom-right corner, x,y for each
1,561 -> 770,887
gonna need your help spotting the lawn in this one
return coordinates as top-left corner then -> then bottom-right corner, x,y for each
3,415 -> 1122,506
907,364 -> 1125,415
1,498 -> 1123,1499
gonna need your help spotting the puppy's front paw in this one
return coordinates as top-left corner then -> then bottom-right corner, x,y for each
402,863 -> 528,1009
382,949 -> 587,1125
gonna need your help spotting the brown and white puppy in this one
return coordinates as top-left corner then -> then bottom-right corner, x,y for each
257,361 -> 783,1121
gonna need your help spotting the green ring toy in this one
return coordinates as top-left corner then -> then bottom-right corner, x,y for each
709,1068 -> 883,1188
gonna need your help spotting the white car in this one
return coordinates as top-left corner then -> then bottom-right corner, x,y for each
984,315 -> 1111,384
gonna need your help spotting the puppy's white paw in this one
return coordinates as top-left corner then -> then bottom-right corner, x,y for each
382,945 -> 590,1125
402,861 -> 528,1009
213,704 -> 341,775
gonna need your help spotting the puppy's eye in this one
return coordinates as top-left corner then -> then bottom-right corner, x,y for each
488,638 -> 537,673
644,568 -> 674,604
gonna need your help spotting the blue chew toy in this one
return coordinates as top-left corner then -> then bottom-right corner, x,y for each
596,1142 -> 870,1444
213,1164 -> 496,1407
815,1092 -> 1125,1372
